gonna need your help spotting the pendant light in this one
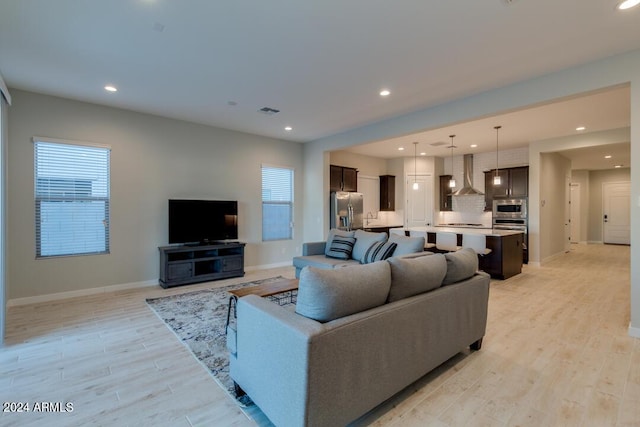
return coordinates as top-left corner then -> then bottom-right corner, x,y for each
493,126 -> 502,186
448,135 -> 456,188
412,142 -> 419,190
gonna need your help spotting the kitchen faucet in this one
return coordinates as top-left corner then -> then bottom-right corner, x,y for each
366,211 -> 374,226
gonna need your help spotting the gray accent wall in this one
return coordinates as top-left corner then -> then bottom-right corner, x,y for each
7,90 -> 303,301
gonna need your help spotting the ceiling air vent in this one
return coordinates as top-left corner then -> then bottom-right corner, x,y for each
259,107 -> 280,115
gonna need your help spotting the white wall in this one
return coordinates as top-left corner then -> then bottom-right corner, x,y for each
7,90 -> 304,300
303,48 -> 640,337
539,152 -> 572,261
0,75 -> 9,341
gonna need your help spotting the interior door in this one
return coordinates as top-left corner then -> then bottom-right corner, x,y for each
406,174 -> 433,228
603,181 -> 630,245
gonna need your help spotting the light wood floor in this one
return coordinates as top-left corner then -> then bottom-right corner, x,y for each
1,244 -> 638,426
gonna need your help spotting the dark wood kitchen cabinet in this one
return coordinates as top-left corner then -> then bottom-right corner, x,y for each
484,166 -> 528,209
379,175 -> 395,211
439,175 -> 453,211
330,165 -> 358,192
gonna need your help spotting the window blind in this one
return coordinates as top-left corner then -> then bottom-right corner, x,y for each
261,166 -> 293,241
34,140 -> 111,258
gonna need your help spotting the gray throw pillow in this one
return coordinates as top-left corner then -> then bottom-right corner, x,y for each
362,241 -> 397,264
442,248 -> 479,285
352,229 -> 387,262
324,229 -> 356,257
387,253 -> 447,302
388,234 -> 425,255
296,261 -> 391,322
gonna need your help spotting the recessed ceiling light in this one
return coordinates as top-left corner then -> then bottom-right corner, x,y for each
470,144 -> 478,148
420,152 -> 426,156
617,0 -> 640,10
398,147 -> 405,151
104,85 -> 117,92
284,126 -> 293,131
380,89 -> 391,97
615,164 -> 623,168
576,126 -> 586,131
605,155 -> 612,159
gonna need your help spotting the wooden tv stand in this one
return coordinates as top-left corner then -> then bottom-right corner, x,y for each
158,242 -> 245,288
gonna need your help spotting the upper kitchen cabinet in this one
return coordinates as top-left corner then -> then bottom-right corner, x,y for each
484,166 -> 529,206
330,165 -> 358,192
439,175 -> 453,211
379,175 -> 395,211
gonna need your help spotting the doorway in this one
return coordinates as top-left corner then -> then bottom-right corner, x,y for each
570,183 -> 581,244
603,181 -> 630,245
405,174 -> 433,228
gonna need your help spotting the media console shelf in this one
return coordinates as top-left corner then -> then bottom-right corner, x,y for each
158,242 -> 245,288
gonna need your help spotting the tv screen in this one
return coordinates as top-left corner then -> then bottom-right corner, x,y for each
169,199 -> 238,244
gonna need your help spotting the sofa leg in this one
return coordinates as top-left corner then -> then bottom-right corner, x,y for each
234,382 -> 246,397
470,338 -> 483,351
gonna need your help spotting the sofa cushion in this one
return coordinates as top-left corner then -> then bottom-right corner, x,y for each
388,234 -> 425,255
362,241 -> 397,264
292,254 -> 360,271
352,229 -> 387,262
443,248 -> 479,285
387,253 -> 447,302
324,229 -> 356,258
296,261 -> 391,322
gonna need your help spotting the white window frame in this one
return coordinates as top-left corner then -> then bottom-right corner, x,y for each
261,164 -> 294,242
34,137 -> 111,258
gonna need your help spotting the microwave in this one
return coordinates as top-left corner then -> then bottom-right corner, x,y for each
493,198 -> 527,219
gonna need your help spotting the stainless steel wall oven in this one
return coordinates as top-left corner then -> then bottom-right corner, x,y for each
493,199 -> 528,264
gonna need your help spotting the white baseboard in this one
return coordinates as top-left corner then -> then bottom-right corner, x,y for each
629,323 -> 640,339
245,261 -> 292,271
7,279 -> 159,307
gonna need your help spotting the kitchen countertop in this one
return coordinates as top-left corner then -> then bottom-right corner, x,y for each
408,226 -> 524,237
363,224 -> 404,230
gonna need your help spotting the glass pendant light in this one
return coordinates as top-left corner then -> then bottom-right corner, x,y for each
448,135 -> 456,188
412,142 -> 419,190
493,126 -> 502,186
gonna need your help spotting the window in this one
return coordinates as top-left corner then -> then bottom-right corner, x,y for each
34,139 -> 111,258
261,165 -> 293,241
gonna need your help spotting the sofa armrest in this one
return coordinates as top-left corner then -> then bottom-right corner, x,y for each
231,295 -> 324,426
303,241 -> 326,256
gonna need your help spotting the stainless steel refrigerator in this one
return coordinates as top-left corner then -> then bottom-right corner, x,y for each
330,191 -> 364,231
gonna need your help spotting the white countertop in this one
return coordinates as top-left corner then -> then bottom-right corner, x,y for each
409,226 -> 524,237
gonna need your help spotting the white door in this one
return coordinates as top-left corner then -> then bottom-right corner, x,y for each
570,183 -> 581,244
406,174 -> 433,228
603,181 -> 630,245
564,175 -> 571,252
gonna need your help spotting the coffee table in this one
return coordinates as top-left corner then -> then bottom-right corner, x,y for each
226,278 -> 299,328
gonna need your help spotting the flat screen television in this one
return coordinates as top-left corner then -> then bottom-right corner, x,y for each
169,199 -> 238,245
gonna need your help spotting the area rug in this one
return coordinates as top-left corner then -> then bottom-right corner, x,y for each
145,276 -> 291,407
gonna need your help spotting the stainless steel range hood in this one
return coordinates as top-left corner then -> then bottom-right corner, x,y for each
453,154 -> 484,196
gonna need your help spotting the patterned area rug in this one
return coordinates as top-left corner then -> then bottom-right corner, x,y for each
145,276 -> 289,407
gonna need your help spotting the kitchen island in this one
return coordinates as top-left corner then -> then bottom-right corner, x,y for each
409,226 -> 524,280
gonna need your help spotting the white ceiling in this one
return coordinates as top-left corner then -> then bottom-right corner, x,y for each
0,1 -> 638,166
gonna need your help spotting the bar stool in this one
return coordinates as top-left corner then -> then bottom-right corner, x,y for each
462,234 -> 492,256
389,228 -> 407,237
436,232 -> 461,252
409,230 -> 436,250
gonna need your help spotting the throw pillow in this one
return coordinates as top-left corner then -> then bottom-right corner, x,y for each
296,262 -> 391,322
351,229 -> 387,262
324,229 -> 356,257
362,241 -> 397,264
325,236 -> 356,260
388,234 -> 425,255
442,247 -> 479,285
387,253 -> 447,302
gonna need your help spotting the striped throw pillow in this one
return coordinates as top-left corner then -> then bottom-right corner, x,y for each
362,241 -> 397,264
326,236 -> 356,260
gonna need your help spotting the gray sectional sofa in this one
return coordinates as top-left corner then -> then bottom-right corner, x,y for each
229,248 -> 490,427
292,228 -> 425,278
